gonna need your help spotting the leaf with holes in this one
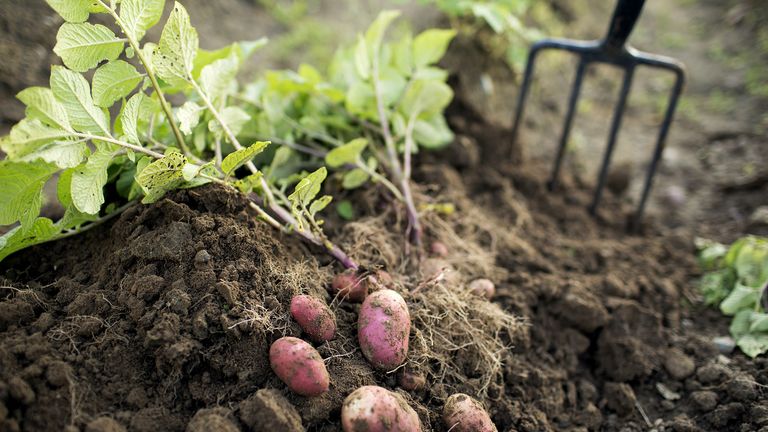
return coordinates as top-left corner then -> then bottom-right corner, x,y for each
221,141 -> 270,176
136,151 -> 188,203
153,2 -> 198,86
288,167 -> 327,211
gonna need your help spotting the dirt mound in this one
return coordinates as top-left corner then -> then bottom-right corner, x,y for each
1,121 -> 766,431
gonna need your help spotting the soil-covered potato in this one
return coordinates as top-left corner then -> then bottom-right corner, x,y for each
269,337 -> 330,397
358,289 -> 411,370
341,386 -> 421,432
290,295 -> 336,343
443,393 -> 497,432
469,278 -> 495,299
330,272 -> 368,302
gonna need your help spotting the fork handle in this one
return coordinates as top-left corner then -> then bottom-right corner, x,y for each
603,0 -> 646,49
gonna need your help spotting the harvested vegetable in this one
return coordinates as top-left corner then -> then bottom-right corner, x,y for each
398,370 -> 426,391
358,289 -> 411,370
469,278 -> 495,300
341,386 -> 421,432
430,241 -> 450,257
443,393 -> 497,432
290,295 -> 336,343
269,337 -> 330,397
330,272 -> 368,302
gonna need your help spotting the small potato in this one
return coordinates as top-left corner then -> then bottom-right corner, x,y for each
290,295 -> 336,343
421,258 -> 459,285
443,393 -> 497,432
269,337 -> 329,397
341,386 -> 421,432
330,272 -> 367,302
398,370 -> 426,392
469,278 -> 495,300
358,289 -> 410,370
430,241 -> 449,257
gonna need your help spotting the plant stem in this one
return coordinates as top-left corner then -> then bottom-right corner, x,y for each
75,133 -> 164,159
56,200 -> 136,240
99,0 -> 190,154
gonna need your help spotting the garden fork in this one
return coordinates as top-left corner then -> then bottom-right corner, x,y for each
510,0 -> 686,229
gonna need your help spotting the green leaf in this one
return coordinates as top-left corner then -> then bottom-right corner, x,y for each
209,106 -> 250,140
20,139 -> 89,169
50,66 -> 110,135
17,87 -> 72,131
177,101 -> 203,135
413,115 -> 454,149
354,36 -> 370,80
57,168 -> 99,228
730,310 -> 754,339
4,118 -> 75,158
0,160 -> 58,229
54,23 -> 124,72
221,141 -> 270,176
233,172 -> 263,194
193,38 -> 267,79
153,2 -> 198,86
393,33 -> 413,75
309,195 -> 332,217
364,10 -> 401,54
120,92 -> 145,144
700,268 -> 735,306
345,81 -> 375,117
71,149 -> 115,214
325,138 -> 367,168
200,53 -> 239,103
92,60 -> 143,108
119,0 -> 165,41
749,313 -> 768,333
720,282 -> 761,315
45,0 -> 91,23
288,167 -> 327,210
698,240 -> 728,271
736,333 -> 768,358
336,200 -> 355,220
400,80 -> 453,118
0,218 -> 60,262
412,28 -> 456,68
136,151 -> 187,203
342,168 -> 369,189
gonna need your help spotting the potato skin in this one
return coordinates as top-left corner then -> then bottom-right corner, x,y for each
290,295 -> 336,343
330,272 -> 368,302
442,393 -> 497,432
341,386 -> 421,432
469,278 -> 495,300
269,337 -> 329,397
358,289 -> 410,370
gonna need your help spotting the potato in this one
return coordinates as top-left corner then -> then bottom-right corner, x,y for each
330,272 -> 367,302
442,393 -> 497,432
358,289 -> 410,370
430,241 -> 449,257
469,278 -> 495,300
290,295 -> 336,343
398,369 -> 426,392
269,337 -> 330,397
341,386 -> 421,432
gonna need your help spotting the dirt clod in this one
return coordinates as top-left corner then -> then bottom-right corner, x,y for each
690,390 -> 718,412
603,382 -> 636,416
85,417 -> 126,432
664,348 -> 696,380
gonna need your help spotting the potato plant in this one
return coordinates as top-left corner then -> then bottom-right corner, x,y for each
698,236 -> 768,357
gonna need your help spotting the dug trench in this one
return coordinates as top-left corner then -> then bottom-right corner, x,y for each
1,104 -> 767,432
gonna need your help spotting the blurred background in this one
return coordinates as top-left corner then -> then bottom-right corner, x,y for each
1,0 -> 766,238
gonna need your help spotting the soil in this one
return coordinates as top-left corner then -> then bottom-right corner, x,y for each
1,1 -> 767,431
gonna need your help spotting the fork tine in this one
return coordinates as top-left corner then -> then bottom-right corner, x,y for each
510,45 -> 544,155
590,66 -> 635,215
549,58 -> 588,191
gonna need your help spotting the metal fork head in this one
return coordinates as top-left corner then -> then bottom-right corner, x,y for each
510,0 -> 686,231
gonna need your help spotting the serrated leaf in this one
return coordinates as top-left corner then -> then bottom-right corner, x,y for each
153,2 -> 198,86
200,53 -> 239,103
119,0 -> 165,41
288,167 -> 327,210
54,22 -> 124,72
177,101 -> 202,135
71,149 -> 115,214
136,151 -> 187,203
0,217 -> 60,262
341,168 -> 369,189
17,87 -> 72,131
4,118 -> 75,158
45,0 -> 91,23
92,60 -> 143,107
325,138 -> 367,168
233,172 -> 263,193
0,160 -> 58,229
308,195 -> 332,218
736,333 -> 768,358
50,66 -> 110,135
721,282 -> 761,315
209,106 -> 250,140
20,139 -> 89,169
221,141 -> 270,176
412,28 -> 456,68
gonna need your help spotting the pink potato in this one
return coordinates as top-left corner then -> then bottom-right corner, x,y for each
398,370 -> 426,392
269,337 -> 329,397
442,393 -> 497,432
341,386 -> 421,432
430,241 -> 449,257
469,278 -> 495,300
358,289 -> 410,370
330,272 -> 368,302
290,295 -> 336,343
